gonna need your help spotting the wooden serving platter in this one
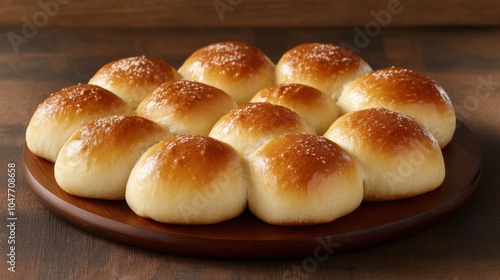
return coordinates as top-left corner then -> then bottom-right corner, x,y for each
23,120 -> 481,260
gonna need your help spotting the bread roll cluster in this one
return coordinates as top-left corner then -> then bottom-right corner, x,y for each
26,41 -> 455,226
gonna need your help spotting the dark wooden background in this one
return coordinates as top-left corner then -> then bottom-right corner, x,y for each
0,0 -> 499,28
1,0 -> 499,279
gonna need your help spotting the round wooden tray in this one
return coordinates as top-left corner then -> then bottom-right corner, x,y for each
23,120 -> 481,260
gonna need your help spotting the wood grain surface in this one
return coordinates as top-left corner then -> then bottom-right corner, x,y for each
1,26 -> 499,279
0,0 -> 499,28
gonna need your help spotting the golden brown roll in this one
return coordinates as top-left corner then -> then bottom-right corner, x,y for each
126,135 -> 247,225
248,133 -> 363,225
337,66 -> 456,148
250,83 -> 339,135
178,41 -> 275,105
54,115 -> 171,200
136,80 -> 237,136
25,84 -> 133,162
89,55 -> 181,109
209,102 -> 314,158
275,43 -> 372,101
323,108 -> 445,201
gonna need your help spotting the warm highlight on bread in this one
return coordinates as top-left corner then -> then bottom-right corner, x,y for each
209,102 -> 314,157
178,41 -> 275,105
54,115 -> 171,200
337,66 -> 456,148
248,133 -> 363,225
324,108 -> 445,201
26,41 -> 457,226
126,135 -> 247,224
26,84 -> 133,162
276,43 -> 372,101
137,80 -> 237,136
251,83 -> 339,135
89,55 -> 181,109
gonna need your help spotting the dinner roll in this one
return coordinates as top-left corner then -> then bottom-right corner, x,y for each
209,102 -> 314,158
250,83 -> 339,135
136,80 -> 237,135
126,135 -> 247,225
89,55 -> 181,109
178,41 -> 275,105
26,84 -> 133,162
248,133 -> 363,225
337,66 -> 456,148
324,108 -> 445,201
55,115 -> 171,200
276,43 -> 372,101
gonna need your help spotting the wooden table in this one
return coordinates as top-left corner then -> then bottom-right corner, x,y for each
1,26 -> 499,279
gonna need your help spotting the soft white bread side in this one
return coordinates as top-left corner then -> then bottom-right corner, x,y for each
25,84 -> 133,162
337,66 -> 456,148
126,135 -> 247,225
275,43 -> 372,101
250,83 -> 340,135
136,80 -> 237,136
89,55 -> 181,109
324,108 -> 445,201
248,133 -> 363,226
178,41 -> 275,105
209,102 -> 314,158
54,115 -> 171,200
